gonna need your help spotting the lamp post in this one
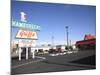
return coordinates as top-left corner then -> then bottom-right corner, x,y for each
65,26 -> 69,49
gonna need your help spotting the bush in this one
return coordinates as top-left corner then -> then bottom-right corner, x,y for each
65,46 -> 73,50
69,46 -> 73,50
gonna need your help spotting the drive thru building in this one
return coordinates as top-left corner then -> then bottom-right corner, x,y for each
76,34 -> 96,50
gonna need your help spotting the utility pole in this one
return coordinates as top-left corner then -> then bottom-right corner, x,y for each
52,35 -> 54,49
65,26 -> 69,48
70,40 -> 71,46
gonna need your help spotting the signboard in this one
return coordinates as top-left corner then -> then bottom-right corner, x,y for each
12,21 -> 41,31
12,12 -> 41,31
12,12 -> 40,48
19,39 -> 36,47
16,29 -> 37,39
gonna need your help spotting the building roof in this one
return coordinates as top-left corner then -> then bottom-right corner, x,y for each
76,39 -> 96,45
76,34 -> 96,46
84,34 -> 95,40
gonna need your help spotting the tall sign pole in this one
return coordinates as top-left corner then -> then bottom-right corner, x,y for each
12,11 -> 40,61
66,26 -> 69,49
26,47 -> 28,60
18,40 -> 21,61
19,48 -> 21,61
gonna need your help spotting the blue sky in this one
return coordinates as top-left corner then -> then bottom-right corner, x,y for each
11,1 -> 96,45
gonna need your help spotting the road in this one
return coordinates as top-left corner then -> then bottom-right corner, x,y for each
11,50 -> 96,75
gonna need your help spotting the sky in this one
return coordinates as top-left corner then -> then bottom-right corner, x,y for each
11,1 -> 96,45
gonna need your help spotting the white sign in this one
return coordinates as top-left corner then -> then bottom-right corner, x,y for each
19,39 -> 36,47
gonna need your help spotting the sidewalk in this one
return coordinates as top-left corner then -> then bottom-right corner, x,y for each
11,56 -> 45,69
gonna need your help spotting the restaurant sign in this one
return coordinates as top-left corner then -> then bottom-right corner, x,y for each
18,39 -> 36,47
12,21 -> 41,31
16,29 -> 37,39
12,12 -> 41,31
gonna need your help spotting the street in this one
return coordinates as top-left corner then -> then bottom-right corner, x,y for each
11,50 -> 96,75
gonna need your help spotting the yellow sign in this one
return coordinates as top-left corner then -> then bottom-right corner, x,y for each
16,29 -> 37,39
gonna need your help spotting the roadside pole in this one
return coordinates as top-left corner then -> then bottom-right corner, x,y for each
26,47 -> 28,60
19,47 -> 21,61
32,49 -> 35,59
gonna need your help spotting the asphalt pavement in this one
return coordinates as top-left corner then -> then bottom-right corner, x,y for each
11,50 -> 96,75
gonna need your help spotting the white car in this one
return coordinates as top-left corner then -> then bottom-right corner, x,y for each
67,51 -> 73,54
49,54 -> 58,56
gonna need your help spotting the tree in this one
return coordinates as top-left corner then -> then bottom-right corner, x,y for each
65,46 -> 68,50
69,46 -> 73,50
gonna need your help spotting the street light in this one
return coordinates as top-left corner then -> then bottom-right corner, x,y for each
65,26 -> 69,49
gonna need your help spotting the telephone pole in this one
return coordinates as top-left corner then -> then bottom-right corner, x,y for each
52,35 -> 54,49
65,26 -> 69,48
